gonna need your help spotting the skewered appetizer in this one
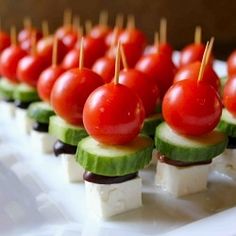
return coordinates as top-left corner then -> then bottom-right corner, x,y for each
76,42 -> 153,218
49,38 -> 104,182
154,39 -> 228,197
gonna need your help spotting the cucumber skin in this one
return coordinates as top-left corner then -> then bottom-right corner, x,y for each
155,122 -> 228,162
217,109 -> 236,137
49,116 -> 88,146
14,84 -> 39,102
0,79 -> 17,99
76,136 -> 154,176
27,102 -> 55,123
141,113 -> 163,136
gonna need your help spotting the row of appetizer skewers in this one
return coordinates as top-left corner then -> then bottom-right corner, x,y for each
0,10 -> 236,219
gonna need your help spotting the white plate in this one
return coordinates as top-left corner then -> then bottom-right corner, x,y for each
0,60 -> 235,236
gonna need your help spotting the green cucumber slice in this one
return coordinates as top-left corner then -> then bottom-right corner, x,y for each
76,135 -> 154,176
27,102 -> 55,123
0,78 -> 18,99
14,83 -> 39,102
49,116 -> 88,145
141,113 -> 163,136
217,108 -> 236,137
155,122 -> 228,162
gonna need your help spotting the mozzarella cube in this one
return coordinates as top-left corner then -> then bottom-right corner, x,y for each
155,161 -> 210,197
85,177 -> 142,218
0,101 -> 15,120
60,153 -> 84,182
14,107 -> 33,135
30,130 -> 56,153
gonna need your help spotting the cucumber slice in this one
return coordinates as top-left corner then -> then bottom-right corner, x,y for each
76,135 -> 154,176
217,108 -> 236,137
155,122 -> 228,162
14,83 -> 39,102
49,116 -> 88,145
27,102 -> 55,123
0,78 -> 18,99
141,113 -> 163,136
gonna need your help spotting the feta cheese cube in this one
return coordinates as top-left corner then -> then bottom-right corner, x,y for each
60,153 -> 84,182
155,161 -> 210,197
14,107 -> 33,135
85,177 -> 142,218
30,130 -> 56,153
0,101 -> 15,120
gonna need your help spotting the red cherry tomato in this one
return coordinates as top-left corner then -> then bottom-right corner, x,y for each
144,43 -> 173,58
83,83 -> 145,145
51,68 -> 104,125
37,65 -> 64,103
105,28 -> 122,48
36,36 -> 68,64
174,61 -> 220,92
227,50 -> 236,77
223,76 -> 236,116
92,56 -> 115,83
17,55 -> 50,87
90,25 -> 111,42
163,79 -> 222,136
0,45 -> 27,83
135,52 -> 175,98
0,32 -> 11,53
119,28 -> 147,67
118,69 -> 160,117
179,43 -> 205,67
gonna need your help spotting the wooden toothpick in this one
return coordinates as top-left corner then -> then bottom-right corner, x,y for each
160,18 -> 167,44
99,10 -> 108,26
154,31 -> 159,52
64,9 -> 72,28
10,26 -> 17,46
114,41 -> 121,84
31,31 -> 37,56
52,37 -> 58,67
205,37 -> 214,65
85,20 -> 92,35
115,14 -> 124,28
23,17 -> 31,29
127,15 -> 135,30
120,43 -> 128,70
42,20 -> 49,37
79,37 -> 84,70
73,15 -> 80,30
197,41 -> 209,82
194,26 -> 202,44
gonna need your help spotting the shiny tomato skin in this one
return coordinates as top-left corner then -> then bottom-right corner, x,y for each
51,68 -> 104,125
144,43 -> 173,58
0,32 -> 10,53
227,51 -> 236,77
163,79 -> 222,136
174,61 -> 220,92
105,28 -> 122,47
92,56 -> 115,83
223,76 -> 236,116
17,55 -> 50,87
36,36 -> 68,64
118,69 -> 160,117
179,43 -> 205,67
135,52 -> 175,98
119,29 -> 147,67
37,65 -> 64,103
0,45 -> 27,82
83,83 -> 145,145
90,25 -> 111,41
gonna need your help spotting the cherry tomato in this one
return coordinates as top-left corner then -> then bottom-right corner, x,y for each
90,25 -> 111,44
17,55 -> 50,87
135,52 -> 175,98
227,50 -> 236,77
118,69 -> 160,116
51,68 -> 104,125
179,43 -> 205,67
36,36 -> 68,64
92,56 -> 115,83
119,28 -> 147,67
37,65 -> 64,103
223,76 -> 236,116
144,43 -> 173,58
0,45 -> 27,83
173,61 -> 220,92
0,31 -> 11,53
83,83 -> 145,145
105,28 -> 122,48
163,79 -> 222,136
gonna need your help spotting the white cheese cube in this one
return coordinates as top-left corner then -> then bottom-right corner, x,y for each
30,130 -> 56,153
85,177 -> 142,218
60,153 -> 84,182
155,161 -> 210,197
14,107 -> 33,135
0,101 -> 15,120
